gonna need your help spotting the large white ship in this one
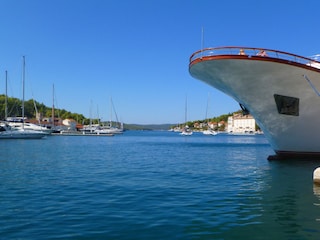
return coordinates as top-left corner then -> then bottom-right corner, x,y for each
189,46 -> 320,159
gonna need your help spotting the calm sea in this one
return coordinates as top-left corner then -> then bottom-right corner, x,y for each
1,131 -> 320,239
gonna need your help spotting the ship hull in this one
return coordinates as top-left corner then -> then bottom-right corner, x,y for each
189,48 -> 320,159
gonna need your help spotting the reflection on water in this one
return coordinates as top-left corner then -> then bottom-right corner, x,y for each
1,132 -> 320,239
261,161 -> 320,239
313,184 -> 320,199
314,184 -> 320,225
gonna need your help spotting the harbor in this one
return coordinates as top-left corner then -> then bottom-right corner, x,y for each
2,1 -> 320,239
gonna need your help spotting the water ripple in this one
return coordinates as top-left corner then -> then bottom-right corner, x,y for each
0,132 -> 319,239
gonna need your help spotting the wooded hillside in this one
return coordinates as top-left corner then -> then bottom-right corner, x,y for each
0,94 -> 88,124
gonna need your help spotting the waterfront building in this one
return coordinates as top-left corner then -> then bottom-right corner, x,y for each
227,113 -> 256,134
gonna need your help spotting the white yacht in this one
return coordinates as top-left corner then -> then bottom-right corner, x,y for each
0,56 -> 48,139
6,117 -> 52,134
203,129 -> 218,136
180,126 -> 193,136
94,126 -> 123,135
0,122 -> 46,139
189,46 -> 320,159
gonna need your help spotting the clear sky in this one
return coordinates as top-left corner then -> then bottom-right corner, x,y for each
0,0 -> 318,124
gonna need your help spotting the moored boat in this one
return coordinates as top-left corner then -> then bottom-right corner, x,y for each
6,117 -> 53,134
0,121 -> 46,139
189,46 -> 320,159
0,56 -> 47,139
203,129 -> 218,136
180,126 -> 193,136
179,96 -> 193,136
94,126 -> 123,135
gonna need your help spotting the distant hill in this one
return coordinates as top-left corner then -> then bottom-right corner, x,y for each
1,94 -> 239,130
124,123 -> 174,131
0,94 -> 87,123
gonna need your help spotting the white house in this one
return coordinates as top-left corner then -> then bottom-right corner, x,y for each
227,113 -> 256,134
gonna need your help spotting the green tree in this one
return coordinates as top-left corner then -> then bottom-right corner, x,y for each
0,95 -> 89,123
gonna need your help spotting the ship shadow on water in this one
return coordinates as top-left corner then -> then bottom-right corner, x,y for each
170,133 -> 320,239
252,159 -> 320,239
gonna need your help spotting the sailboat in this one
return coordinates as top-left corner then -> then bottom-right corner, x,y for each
180,96 -> 193,136
0,57 -> 46,139
203,128 -> 218,135
202,93 -> 218,136
94,97 -> 124,134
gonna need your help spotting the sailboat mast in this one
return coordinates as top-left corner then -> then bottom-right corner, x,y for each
111,97 -> 121,128
205,92 -> 210,121
22,56 -> 25,129
110,97 -> 114,128
89,100 -> 93,133
5,70 -> 8,120
185,96 -> 187,125
52,84 -> 55,128
184,96 -> 188,127
201,27 -> 204,58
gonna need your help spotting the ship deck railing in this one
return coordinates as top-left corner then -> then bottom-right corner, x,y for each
189,46 -> 320,68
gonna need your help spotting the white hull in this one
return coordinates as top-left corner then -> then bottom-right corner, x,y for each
180,131 -> 193,136
203,129 -> 218,135
1,130 -> 46,139
7,121 -> 52,134
0,123 -> 46,139
81,126 -> 123,135
189,47 -> 320,158
95,127 -> 123,134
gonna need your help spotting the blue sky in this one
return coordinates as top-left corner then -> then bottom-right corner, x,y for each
0,0 -> 318,124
